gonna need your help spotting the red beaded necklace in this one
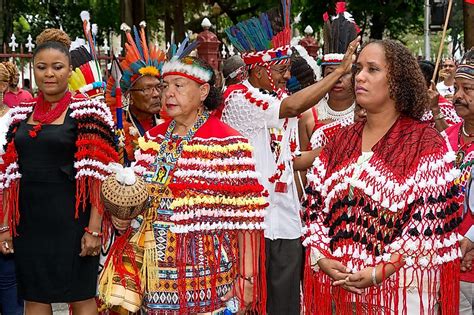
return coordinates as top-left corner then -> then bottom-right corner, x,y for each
29,91 -> 72,138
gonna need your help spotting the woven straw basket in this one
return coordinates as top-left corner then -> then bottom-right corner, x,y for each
101,175 -> 149,220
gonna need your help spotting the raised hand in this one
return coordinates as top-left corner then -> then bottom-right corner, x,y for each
339,36 -> 361,74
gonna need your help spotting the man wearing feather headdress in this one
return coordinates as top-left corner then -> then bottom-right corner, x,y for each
443,47 -> 474,315
104,21 -> 166,167
220,0 -> 360,313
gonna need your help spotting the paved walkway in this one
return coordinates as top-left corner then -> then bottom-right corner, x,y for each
52,303 -> 69,314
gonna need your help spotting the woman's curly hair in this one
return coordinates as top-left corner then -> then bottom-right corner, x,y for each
360,40 -> 428,120
0,63 -> 10,86
1,61 -> 16,85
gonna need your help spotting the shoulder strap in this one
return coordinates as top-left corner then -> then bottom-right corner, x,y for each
311,107 -> 319,133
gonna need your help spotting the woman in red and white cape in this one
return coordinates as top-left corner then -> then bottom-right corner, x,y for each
303,40 -> 462,314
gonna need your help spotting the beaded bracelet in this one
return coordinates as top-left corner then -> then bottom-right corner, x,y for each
371,266 -> 380,286
0,226 -> 10,233
84,227 -> 103,237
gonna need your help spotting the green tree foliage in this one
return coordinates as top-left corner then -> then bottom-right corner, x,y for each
0,0 -> 279,48
1,0 -> 464,55
1,0 -> 119,48
293,0 -> 424,40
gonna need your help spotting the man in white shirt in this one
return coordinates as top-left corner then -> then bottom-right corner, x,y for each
436,58 -> 457,101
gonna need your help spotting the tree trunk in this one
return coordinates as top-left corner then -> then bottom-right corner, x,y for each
164,0 -> 173,44
369,12 -> 386,39
0,0 -> 5,47
0,0 -> 13,48
120,0 -> 145,26
174,0 -> 185,42
121,0 -> 133,26
132,0 -> 145,26
465,1 -> 474,50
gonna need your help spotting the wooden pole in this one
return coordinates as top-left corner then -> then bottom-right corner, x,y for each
465,0 -> 474,50
432,0 -> 454,83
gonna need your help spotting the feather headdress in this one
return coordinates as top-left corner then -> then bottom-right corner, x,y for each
118,21 -> 166,92
320,1 -> 359,66
68,11 -> 105,99
105,21 -> 166,124
104,22 -> 166,166
161,37 -> 213,84
287,45 -> 320,94
225,0 -> 292,67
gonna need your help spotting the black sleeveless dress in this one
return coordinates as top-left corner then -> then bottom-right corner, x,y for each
12,110 -> 99,303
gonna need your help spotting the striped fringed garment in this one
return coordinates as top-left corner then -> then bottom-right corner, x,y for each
0,94 -> 117,237
98,115 -> 268,314
303,115 -> 462,315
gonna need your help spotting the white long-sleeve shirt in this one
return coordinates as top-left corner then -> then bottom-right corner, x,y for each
222,81 -> 302,240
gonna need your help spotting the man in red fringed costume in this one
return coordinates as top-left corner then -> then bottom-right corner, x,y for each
442,48 -> 474,314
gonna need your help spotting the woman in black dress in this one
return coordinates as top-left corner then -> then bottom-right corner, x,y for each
0,29 -> 117,314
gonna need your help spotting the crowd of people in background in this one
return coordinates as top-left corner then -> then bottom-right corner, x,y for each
0,1 -> 473,315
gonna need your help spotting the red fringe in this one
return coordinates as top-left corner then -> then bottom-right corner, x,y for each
0,140 -> 19,235
237,230 -> 267,314
75,177 -> 104,218
439,259 -> 460,315
176,233 -> 188,313
169,182 -> 266,195
107,228 -> 141,289
4,181 -> 20,237
75,149 -> 114,165
101,211 -> 113,247
303,248 -> 333,314
180,147 -> 253,160
174,230 -> 266,313
76,138 -> 119,160
303,252 -> 460,315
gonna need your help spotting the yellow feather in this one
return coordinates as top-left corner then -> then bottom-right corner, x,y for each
68,69 -> 87,91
